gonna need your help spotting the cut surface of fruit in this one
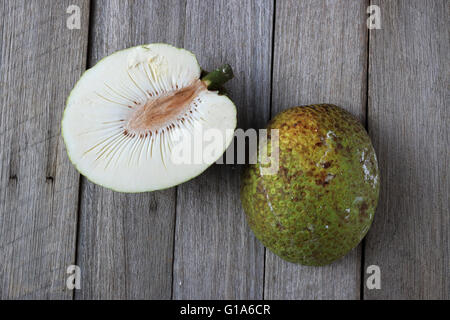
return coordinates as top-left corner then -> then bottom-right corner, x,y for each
62,44 -> 236,192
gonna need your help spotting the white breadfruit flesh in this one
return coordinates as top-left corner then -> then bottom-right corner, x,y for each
62,44 -> 236,192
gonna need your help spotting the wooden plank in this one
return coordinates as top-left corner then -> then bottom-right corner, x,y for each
172,0 -> 273,299
364,0 -> 449,299
0,0 -> 89,299
264,0 -> 369,299
75,0 -> 186,299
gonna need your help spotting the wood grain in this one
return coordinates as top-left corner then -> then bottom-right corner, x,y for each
172,0 -> 273,299
0,0 -> 89,299
264,0 -> 369,299
74,0 -> 186,299
364,0 -> 449,299
1,0 -> 447,301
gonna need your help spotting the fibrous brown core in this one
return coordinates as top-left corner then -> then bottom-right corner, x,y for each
125,79 -> 206,135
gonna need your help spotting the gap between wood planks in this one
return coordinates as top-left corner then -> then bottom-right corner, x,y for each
73,0 -> 95,301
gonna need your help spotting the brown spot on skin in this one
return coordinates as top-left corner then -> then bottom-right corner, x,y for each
279,166 -> 289,181
360,202 -> 369,219
276,222 -> 285,231
256,180 -> 265,194
311,250 -> 322,261
316,180 -> 329,187
315,171 -> 330,187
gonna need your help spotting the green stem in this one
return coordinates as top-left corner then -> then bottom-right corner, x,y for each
201,64 -> 234,90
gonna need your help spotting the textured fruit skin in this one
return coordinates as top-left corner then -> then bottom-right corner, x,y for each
241,104 -> 380,266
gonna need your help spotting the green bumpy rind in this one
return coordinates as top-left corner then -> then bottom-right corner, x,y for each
241,104 -> 380,266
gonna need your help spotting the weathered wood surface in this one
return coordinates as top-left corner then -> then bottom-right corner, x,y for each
364,0 -> 449,299
0,0 -> 448,300
75,0 -> 185,299
172,0 -> 272,299
264,0 -> 369,300
0,0 -> 89,299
